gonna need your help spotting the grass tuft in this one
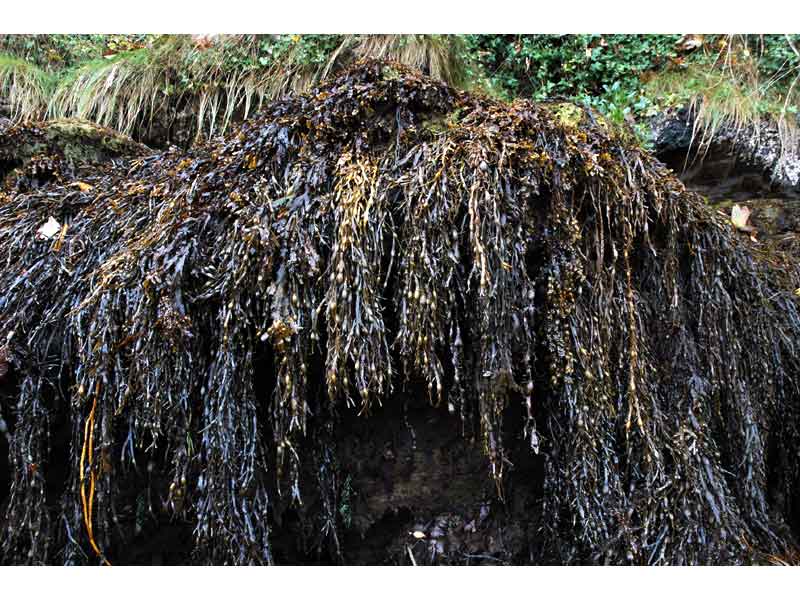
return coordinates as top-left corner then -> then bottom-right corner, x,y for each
647,35 -> 800,161
326,35 -> 469,88
6,35 -> 474,144
48,48 -> 165,137
0,54 -> 52,120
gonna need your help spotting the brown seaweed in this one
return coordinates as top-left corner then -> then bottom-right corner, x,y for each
1,60 -> 799,565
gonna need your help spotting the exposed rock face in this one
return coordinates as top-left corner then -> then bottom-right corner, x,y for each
651,108 -> 800,266
0,118 -> 149,191
651,107 -> 800,200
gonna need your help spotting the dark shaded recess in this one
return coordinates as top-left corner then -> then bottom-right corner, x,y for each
139,94 -> 258,150
657,145 -> 799,201
651,108 -> 800,201
0,158 -> 22,186
43,353 -> 544,565
104,444 -> 196,566
265,215 -> 546,565
264,384 -> 544,566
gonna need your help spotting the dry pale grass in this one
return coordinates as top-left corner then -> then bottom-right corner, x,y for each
9,35 -> 472,143
324,35 -> 468,87
48,49 -> 166,137
0,54 -> 51,120
649,35 -> 800,164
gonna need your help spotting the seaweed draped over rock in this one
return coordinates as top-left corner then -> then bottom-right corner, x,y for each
1,60 -> 799,565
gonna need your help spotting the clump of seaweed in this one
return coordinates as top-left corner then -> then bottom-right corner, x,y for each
1,60 -> 799,565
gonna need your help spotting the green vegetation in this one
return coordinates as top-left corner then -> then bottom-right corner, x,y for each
646,36 -> 799,151
0,53 -> 52,119
463,34 -> 677,102
0,34 -> 798,149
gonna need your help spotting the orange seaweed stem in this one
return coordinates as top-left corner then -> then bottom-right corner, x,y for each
79,394 -> 111,566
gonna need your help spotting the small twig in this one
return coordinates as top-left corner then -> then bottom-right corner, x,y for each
780,74 -> 799,122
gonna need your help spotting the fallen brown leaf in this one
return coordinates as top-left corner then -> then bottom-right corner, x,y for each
74,181 -> 94,192
731,204 -> 756,234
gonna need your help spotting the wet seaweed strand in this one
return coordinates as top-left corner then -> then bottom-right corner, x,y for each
1,60 -> 799,565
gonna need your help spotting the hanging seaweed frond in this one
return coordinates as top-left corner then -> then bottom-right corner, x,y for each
1,60 -> 799,565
